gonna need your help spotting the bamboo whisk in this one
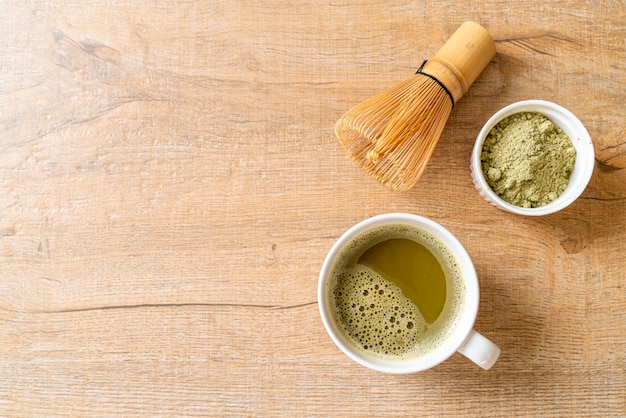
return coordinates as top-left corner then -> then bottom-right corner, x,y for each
335,21 -> 496,191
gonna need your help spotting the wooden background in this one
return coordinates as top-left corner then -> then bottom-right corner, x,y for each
1,1 -> 624,416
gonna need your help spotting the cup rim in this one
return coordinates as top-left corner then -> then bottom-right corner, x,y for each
318,213 -> 479,374
470,100 -> 594,216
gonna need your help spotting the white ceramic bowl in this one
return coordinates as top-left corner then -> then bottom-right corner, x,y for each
470,100 -> 594,216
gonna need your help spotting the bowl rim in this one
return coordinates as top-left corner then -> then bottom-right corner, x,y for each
471,99 -> 594,216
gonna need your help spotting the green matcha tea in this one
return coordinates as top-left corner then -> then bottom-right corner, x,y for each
359,238 -> 447,325
480,112 -> 576,208
328,224 -> 465,361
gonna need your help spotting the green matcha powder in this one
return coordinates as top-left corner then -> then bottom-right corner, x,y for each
480,112 -> 576,208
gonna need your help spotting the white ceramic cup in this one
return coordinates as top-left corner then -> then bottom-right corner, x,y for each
318,213 -> 500,374
470,100 -> 594,216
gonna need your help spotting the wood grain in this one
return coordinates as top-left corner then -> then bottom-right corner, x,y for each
1,1 -> 625,416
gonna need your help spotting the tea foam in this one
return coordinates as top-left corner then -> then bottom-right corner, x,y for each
328,224 -> 465,361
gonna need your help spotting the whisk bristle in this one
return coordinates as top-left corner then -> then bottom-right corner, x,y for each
335,74 -> 453,191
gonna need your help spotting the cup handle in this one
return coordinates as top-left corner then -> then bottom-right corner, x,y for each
457,330 -> 501,370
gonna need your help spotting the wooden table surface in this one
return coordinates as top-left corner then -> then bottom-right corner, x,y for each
1,1 -> 625,416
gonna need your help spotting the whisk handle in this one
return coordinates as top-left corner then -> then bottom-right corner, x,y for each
421,22 -> 496,103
